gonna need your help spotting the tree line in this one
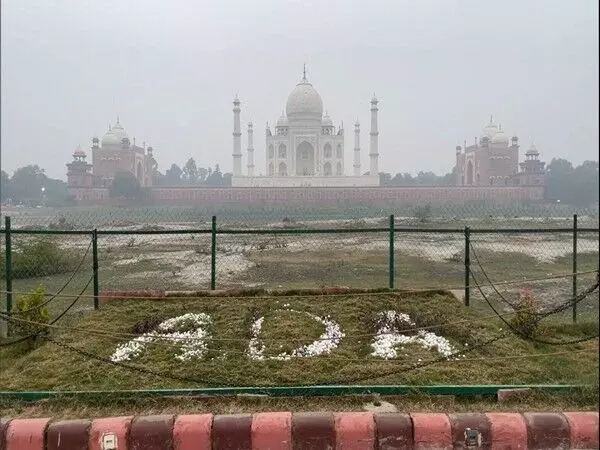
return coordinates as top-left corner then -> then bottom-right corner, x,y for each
1,166 -> 72,206
153,158 -> 232,187
1,158 -> 598,207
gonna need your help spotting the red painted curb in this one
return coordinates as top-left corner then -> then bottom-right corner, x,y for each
334,412 -> 375,450
88,416 -> 132,450
523,412 -> 571,450
563,412 -> 599,449
252,412 -> 292,450
5,418 -> 50,450
2,411 -> 598,449
292,412 -> 335,450
448,413 -> 491,449
173,414 -> 213,450
129,415 -> 174,450
486,412 -> 528,449
0,419 -> 11,450
374,413 -> 413,450
411,413 -> 452,450
46,419 -> 91,450
212,414 -> 253,450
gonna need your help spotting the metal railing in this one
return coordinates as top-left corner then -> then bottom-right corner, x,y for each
1,214 -> 598,324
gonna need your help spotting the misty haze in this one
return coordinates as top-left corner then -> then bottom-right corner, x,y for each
0,0 -> 599,422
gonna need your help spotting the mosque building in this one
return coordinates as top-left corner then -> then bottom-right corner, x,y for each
231,68 -> 380,187
66,118 -> 155,190
454,116 -> 545,187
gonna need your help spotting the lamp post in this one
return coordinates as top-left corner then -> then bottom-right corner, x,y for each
41,186 -> 46,207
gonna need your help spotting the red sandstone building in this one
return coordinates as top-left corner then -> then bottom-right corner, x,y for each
455,116 -> 545,187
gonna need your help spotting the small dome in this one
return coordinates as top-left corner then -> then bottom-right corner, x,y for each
492,126 -> 509,144
322,112 -> 333,127
101,128 -> 119,146
526,144 -> 539,155
483,123 -> 498,138
92,136 -> 99,144
285,76 -> 323,118
111,120 -> 128,142
276,112 -> 289,127
73,146 -> 86,157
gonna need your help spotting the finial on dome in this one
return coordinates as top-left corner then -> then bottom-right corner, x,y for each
116,116 -> 120,124
371,93 -> 378,102
489,114 -> 494,124
302,63 -> 307,81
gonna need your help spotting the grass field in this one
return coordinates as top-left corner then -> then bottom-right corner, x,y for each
1,290 -> 598,417
1,291 -> 597,389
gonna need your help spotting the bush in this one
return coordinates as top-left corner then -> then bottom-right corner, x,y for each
0,238 -> 76,279
414,204 -> 432,223
510,289 -> 541,339
11,285 -> 50,346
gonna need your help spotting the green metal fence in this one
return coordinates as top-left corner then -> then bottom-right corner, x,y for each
1,214 -> 599,331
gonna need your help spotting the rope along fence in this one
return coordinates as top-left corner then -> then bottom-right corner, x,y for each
1,215 -> 598,327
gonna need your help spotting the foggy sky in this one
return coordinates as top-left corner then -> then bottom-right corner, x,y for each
1,0 -> 598,180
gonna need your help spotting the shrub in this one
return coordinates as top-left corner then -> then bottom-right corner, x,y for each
510,289 -> 541,339
414,204 -> 432,223
1,238 -> 76,279
48,216 -> 75,230
11,285 -> 50,346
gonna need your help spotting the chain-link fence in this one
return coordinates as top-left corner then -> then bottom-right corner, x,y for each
1,212 -> 598,327
2,203 -> 599,230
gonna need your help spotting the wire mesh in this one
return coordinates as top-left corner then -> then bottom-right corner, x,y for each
576,230 -> 600,319
98,231 -> 212,292
6,233 -> 95,318
215,229 -> 391,289
1,204 -> 598,231
394,231 -> 465,292
468,231 -> 597,321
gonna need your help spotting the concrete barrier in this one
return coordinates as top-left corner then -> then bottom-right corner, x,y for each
0,411 -> 597,449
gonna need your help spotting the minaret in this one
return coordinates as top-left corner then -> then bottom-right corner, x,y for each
232,95 -> 242,177
247,121 -> 255,177
353,120 -> 361,176
369,94 -> 379,175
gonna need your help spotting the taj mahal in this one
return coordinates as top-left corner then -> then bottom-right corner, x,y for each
65,67 -> 546,206
231,67 -> 380,187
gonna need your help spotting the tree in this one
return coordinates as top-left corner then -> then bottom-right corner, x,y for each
183,158 -> 199,184
164,164 -> 183,185
1,170 -> 11,202
545,158 -> 575,203
379,172 -> 392,186
544,158 -> 599,206
572,161 -> 599,206
10,165 -> 45,204
205,165 -> 222,186
198,167 -> 208,182
110,172 -> 142,199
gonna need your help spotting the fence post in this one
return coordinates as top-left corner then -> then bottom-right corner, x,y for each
464,226 -> 470,307
572,214 -> 578,323
2,216 -> 12,338
92,229 -> 99,310
389,214 -> 395,289
211,216 -> 217,290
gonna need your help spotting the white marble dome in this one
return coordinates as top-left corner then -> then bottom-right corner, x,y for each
286,78 -> 323,118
